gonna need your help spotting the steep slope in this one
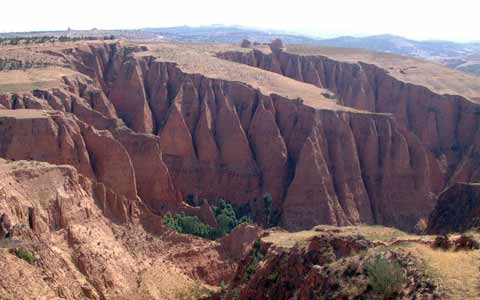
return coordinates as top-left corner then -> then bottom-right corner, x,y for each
0,41 -> 448,231
0,158 -> 250,299
427,183 -> 480,234
220,226 -> 443,300
218,42 -> 480,222
218,44 -> 480,173
2,39 -> 480,299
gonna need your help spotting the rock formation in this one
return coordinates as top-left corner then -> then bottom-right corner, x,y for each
427,183 -> 480,234
220,230 -> 439,300
0,158 -> 252,299
1,40 -> 480,233
1,38 -> 480,299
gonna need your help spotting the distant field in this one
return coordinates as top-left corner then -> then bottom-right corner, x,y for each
0,67 -> 79,93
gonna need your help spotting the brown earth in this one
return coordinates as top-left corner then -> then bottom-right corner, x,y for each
1,38 -> 480,299
219,226 -> 439,300
0,158 -> 259,299
220,226 -> 480,300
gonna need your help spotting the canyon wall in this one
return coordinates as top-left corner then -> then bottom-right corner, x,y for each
0,42 -> 457,231
218,48 -> 480,181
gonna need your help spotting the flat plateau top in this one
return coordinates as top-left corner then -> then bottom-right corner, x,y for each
0,108 -> 57,119
0,67 -> 80,94
0,40 -> 112,93
136,43 -> 367,113
286,44 -> 480,102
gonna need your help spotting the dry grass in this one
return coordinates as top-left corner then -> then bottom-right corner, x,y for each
0,40 -> 120,94
316,225 -> 415,242
286,44 -> 480,102
262,225 -> 417,249
400,243 -> 480,299
262,229 -> 320,249
0,109 -> 55,119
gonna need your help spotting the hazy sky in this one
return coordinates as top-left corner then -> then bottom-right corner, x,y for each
1,0 -> 479,42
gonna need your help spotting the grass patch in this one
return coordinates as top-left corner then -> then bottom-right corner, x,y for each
399,243 -> 480,299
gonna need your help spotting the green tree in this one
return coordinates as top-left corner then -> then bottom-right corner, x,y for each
163,212 -> 212,239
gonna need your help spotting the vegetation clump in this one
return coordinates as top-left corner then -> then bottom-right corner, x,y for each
365,256 -> 406,299
212,198 -> 252,238
163,212 -> 212,239
244,239 -> 264,280
164,197 -> 253,240
14,247 -> 36,264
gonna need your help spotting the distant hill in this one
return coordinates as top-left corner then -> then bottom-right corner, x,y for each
0,26 -> 479,76
317,34 -> 479,57
143,25 -> 319,44
143,27 -> 480,76
0,29 -> 158,40
317,34 -> 480,76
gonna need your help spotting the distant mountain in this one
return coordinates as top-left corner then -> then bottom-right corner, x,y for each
317,34 -> 480,58
143,25 -> 319,44
0,25 -> 479,76
317,34 -> 480,76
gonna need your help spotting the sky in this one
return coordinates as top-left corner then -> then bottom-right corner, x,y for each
1,0 -> 479,42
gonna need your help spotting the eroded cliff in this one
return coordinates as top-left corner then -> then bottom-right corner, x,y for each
0,41 -> 456,231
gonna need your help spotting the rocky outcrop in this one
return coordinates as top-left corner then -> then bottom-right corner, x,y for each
0,110 -> 135,216
0,42 -> 446,231
218,223 -> 263,260
0,159 -> 239,300
0,110 -> 95,178
109,57 -> 154,133
427,183 -> 480,234
221,232 -> 438,300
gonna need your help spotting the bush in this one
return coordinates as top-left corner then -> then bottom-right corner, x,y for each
175,281 -> 212,300
212,198 -> 252,238
365,256 -> 406,299
15,247 -> 36,264
163,212 -> 213,239
167,196 -> 256,240
245,240 -> 263,280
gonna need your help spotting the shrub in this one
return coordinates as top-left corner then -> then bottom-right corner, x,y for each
175,281 -> 212,300
163,212 -> 213,239
168,196 -> 256,240
365,256 -> 406,299
245,240 -> 263,280
212,198 -> 252,237
15,247 -> 36,264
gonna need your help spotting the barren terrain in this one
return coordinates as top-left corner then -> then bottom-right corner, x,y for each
1,38 -> 480,299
